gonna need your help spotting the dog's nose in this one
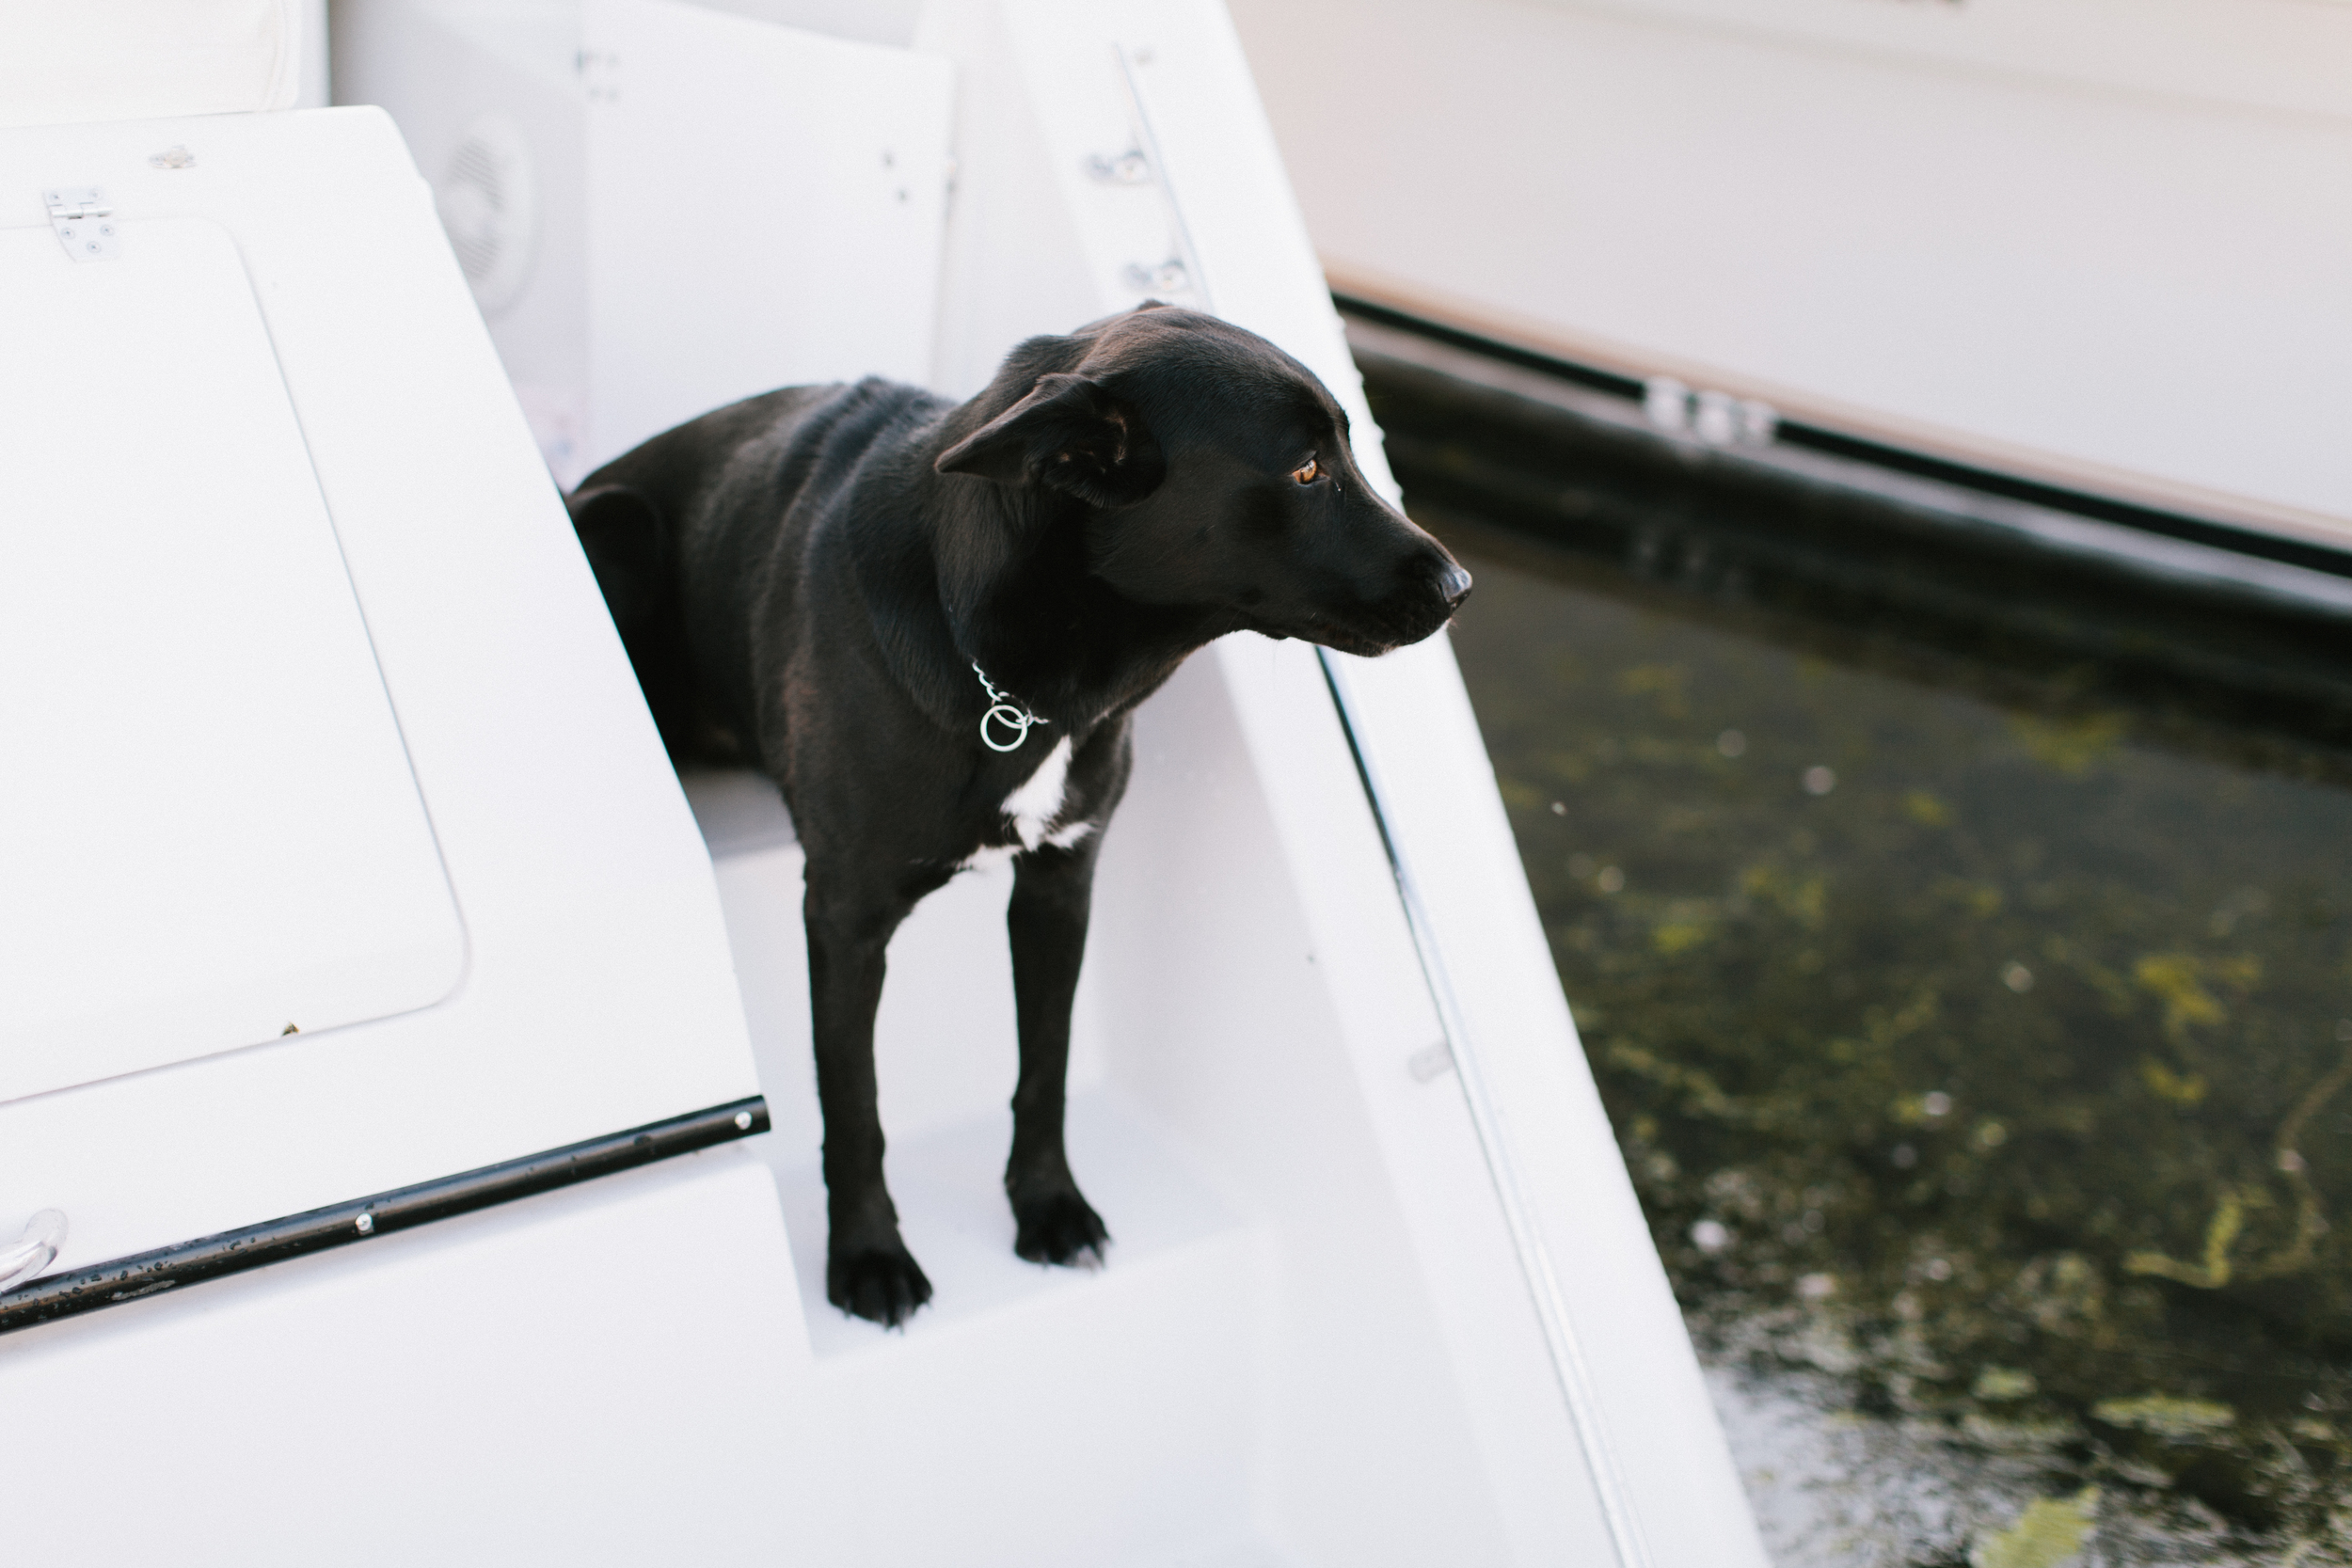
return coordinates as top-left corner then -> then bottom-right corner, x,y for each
1436,562 -> 1473,610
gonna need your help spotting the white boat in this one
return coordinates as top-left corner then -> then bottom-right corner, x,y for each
0,3 -> 1761,1562
1223,0 -> 2352,556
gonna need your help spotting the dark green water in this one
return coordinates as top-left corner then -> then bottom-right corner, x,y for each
1435,515 -> 2352,1567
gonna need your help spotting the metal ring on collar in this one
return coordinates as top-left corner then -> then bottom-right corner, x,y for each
980,703 -> 1037,752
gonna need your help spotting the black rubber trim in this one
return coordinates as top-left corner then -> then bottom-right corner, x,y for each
1332,291 -> 2352,582
0,1096 -> 770,1337
1769,423 -> 2352,581
1334,291 -> 1647,402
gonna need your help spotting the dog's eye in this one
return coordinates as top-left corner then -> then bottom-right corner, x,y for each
1290,457 -> 1319,485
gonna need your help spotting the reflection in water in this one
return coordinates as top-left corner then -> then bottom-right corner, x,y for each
1437,517 -> 2352,1567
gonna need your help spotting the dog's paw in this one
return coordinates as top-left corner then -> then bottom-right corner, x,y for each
1012,1187 -> 1110,1268
827,1243 -> 934,1328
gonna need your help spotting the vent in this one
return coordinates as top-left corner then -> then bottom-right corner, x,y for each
434,115 -> 537,317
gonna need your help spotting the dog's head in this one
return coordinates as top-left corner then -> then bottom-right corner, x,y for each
936,305 -> 1470,657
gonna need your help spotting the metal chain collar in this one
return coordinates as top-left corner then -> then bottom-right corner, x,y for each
971,661 -> 1047,752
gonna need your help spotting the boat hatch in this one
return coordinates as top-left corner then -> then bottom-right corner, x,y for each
0,214 -> 464,1103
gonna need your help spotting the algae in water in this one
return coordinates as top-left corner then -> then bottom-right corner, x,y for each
1441,531 -> 2352,1564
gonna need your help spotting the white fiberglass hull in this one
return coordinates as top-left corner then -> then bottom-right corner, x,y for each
1229,0 -> 2352,553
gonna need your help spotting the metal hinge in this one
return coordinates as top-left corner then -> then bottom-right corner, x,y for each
45,187 -> 119,261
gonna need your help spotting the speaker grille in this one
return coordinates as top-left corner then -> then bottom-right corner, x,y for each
435,117 -> 537,317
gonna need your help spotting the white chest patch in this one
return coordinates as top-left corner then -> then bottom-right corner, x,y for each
956,735 -> 1096,872
1001,735 -> 1073,850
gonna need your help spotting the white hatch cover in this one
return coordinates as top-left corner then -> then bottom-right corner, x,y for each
0,214 -> 465,1105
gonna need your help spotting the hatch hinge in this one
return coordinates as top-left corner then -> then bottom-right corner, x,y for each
45,186 -> 120,261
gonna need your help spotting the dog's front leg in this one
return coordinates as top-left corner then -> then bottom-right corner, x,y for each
1005,840 -> 1111,1265
805,874 -> 933,1326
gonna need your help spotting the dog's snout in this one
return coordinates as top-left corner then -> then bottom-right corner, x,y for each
1436,562 -> 1472,610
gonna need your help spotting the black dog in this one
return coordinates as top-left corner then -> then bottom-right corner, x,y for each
567,304 -> 1469,1325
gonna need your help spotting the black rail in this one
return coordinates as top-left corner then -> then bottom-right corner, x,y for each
1341,292 -> 2352,775
0,1096 -> 770,1336
1332,290 -> 2352,582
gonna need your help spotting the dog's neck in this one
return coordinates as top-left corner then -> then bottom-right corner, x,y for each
927,479 -> 1227,745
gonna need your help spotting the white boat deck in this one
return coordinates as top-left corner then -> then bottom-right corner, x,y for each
1,4 -> 1767,1561
677,651 -> 1581,1564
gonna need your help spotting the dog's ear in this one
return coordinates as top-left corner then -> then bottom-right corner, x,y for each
566,484 -> 670,630
936,372 -> 1165,507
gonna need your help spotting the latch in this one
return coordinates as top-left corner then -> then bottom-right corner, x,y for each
1121,257 -> 1191,294
45,186 -> 119,261
1085,148 -> 1153,186
0,1211 -> 67,1292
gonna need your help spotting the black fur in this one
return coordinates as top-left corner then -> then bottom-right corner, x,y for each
569,305 -> 1469,1326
